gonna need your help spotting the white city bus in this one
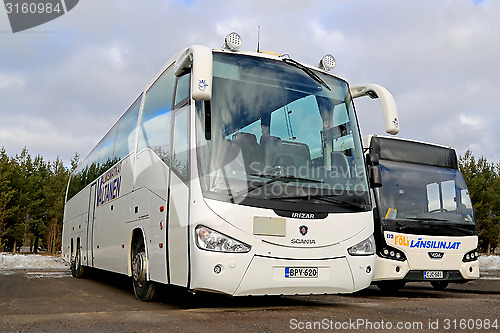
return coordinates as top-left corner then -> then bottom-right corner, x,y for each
363,135 -> 479,291
62,33 -> 399,300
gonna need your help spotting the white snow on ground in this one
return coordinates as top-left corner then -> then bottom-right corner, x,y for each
0,252 -> 499,279
478,255 -> 500,271
0,252 -> 69,270
478,255 -> 500,281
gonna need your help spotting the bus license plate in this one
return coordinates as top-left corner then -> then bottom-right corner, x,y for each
285,267 -> 318,278
424,271 -> 443,279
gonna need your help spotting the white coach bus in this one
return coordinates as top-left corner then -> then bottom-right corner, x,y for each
62,33 -> 399,300
363,135 -> 479,291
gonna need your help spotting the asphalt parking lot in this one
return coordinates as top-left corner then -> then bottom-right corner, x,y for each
0,268 -> 499,332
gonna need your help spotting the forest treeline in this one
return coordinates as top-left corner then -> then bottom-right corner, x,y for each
0,147 -> 499,254
0,147 -> 78,254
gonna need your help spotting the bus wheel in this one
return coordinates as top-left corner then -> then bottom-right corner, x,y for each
376,280 -> 406,293
71,246 -> 85,278
430,281 -> 449,290
131,237 -> 158,301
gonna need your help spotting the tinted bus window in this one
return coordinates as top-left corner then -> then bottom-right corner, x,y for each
114,95 -> 142,160
138,66 -> 175,159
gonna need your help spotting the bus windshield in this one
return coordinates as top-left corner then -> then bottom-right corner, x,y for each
378,160 -> 476,234
195,53 -> 370,212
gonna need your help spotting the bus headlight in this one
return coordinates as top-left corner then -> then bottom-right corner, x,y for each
378,245 -> 407,261
462,248 -> 479,262
347,236 -> 375,256
195,225 -> 251,253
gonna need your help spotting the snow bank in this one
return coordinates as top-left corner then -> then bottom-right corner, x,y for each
1,252 -> 498,274
479,255 -> 500,271
0,252 -> 69,270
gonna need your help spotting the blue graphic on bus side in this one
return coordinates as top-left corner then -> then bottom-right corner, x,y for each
96,162 -> 122,207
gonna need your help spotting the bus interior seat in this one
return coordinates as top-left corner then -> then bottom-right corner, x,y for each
261,135 -> 311,170
232,132 -> 262,173
331,152 -> 350,177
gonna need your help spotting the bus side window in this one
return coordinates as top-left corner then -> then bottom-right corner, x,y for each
174,73 -> 190,107
172,107 -> 189,181
114,95 -> 142,160
138,65 -> 176,158
97,125 -> 118,170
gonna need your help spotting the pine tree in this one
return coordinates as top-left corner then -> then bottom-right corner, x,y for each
0,147 -> 16,251
459,150 -> 499,253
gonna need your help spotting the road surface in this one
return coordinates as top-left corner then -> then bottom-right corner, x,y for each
1,268 -> 499,332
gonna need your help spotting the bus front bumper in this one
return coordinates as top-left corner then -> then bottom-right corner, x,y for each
191,254 -> 375,296
372,256 -> 479,282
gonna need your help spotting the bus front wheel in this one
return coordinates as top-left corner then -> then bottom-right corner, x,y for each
131,237 -> 158,301
376,280 -> 406,293
430,281 -> 449,290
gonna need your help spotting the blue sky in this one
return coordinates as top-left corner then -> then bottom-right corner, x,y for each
0,0 -> 498,165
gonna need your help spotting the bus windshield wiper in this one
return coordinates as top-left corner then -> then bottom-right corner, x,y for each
396,219 -> 430,232
406,217 -> 449,222
396,216 -> 449,232
228,173 -> 323,201
396,217 -> 468,232
269,194 -> 369,211
282,58 -> 331,91
444,224 -> 476,234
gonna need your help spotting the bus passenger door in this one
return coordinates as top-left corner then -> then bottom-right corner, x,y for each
168,102 -> 190,287
86,183 -> 96,267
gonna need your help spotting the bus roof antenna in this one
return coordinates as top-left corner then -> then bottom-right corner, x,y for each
257,26 -> 261,52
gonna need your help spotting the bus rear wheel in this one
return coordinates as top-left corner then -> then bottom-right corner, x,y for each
131,237 -> 158,301
430,281 -> 449,290
376,280 -> 406,293
71,245 -> 85,278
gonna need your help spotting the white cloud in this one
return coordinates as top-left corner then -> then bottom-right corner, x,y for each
0,0 -> 499,166
0,72 -> 25,89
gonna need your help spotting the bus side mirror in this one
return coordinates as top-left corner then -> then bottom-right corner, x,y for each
175,45 -> 213,101
369,165 -> 382,188
366,152 -> 379,166
350,84 -> 399,135
366,153 -> 382,188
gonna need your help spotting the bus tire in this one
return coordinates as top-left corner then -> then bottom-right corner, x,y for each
376,280 -> 406,293
131,237 -> 158,301
71,246 -> 85,278
430,281 -> 449,290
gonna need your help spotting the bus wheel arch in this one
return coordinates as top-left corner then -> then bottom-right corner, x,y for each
130,229 -> 158,301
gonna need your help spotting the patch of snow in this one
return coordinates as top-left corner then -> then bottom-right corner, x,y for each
0,252 -> 69,270
478,255 -> 500,271
26,271 -> 71,279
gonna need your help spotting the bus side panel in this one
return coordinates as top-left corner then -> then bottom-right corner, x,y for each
86,184 -> 96,267
135,149 -> 169,283
62,186 -> 90,262
147,193 -> 168,283
92,156 -> 135,275
167,173 -> 189,287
